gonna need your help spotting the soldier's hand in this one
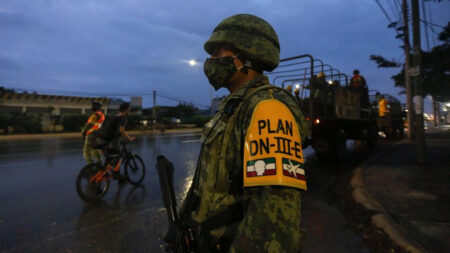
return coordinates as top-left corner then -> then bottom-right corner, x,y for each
129,136 -> 136,142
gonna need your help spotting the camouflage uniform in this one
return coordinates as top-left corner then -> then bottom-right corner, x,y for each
81,113 -> 103,164
181,76 -> 309,252
180,14 -> 310,252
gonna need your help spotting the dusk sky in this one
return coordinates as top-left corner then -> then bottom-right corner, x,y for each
0,0 -> 449,111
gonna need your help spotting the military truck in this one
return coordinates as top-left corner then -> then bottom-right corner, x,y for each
369,92 -> 405,139
268,54 -> 378,162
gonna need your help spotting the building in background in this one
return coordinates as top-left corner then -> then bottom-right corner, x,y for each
107,98 -> 125,115
130,96 -> 143,115
0,89 -> 140,129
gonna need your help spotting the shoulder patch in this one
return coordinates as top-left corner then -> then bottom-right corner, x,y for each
243,99 -> 307,190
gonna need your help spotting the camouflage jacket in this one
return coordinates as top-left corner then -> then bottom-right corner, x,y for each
183,75 -> 309,253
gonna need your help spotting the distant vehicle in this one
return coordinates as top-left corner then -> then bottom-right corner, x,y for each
269,54 -> 378,162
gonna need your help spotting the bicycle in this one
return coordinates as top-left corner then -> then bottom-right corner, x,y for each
76,141 -> 146,203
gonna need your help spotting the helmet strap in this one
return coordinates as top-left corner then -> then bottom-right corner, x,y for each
230,54 -> 246,74
235,54 -> 255,75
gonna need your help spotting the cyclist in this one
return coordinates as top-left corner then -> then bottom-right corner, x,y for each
110,102 -> 135,149
81,101 -> 105,165
104,102 -> 135,181
109,102 -> 136,180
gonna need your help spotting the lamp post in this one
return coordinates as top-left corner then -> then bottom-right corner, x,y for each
188,59 -> 214,116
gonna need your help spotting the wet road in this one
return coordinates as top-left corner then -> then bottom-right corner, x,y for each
0,133 -> 201,252
0,132 -> 375,252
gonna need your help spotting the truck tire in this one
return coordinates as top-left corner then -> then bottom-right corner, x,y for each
314,138 -> 333,162
334,129 -> 347,162
367,124 -> 378,149
396,122 -> 405,139
314,129 -> 347,164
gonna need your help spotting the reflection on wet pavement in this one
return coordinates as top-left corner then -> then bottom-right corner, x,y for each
0,133 -> 201,252
0,132 -> 369,252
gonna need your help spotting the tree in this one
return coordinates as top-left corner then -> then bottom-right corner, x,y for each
369,55 -> 401,68
61,114 -> 89,132
127,114 -> 143,130
155,103 -> 198,120
9,112 -> 43,133
0,113 -> 11,133
176,103 -> 197,119
370,22 -> 450,102
391,42 -> 450,101
438,21 -> 450,42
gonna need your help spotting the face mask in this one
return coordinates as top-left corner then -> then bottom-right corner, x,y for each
203,55 -> 242,90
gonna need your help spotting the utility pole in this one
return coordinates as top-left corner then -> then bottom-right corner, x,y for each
152,90 -> 157,123
432,97 -> 437,126
411,0 -> 427,164
402,0 -> 415,141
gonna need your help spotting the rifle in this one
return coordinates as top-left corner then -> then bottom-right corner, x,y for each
156,155 -> 196,253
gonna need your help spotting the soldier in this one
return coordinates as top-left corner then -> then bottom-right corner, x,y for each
309,72 -> 328,116
378,95 -> 389,117
312,72 -> 327,100
326,80 -> 340,116
81,101 -> 105,165
285,84 -> 293,93
349,69 -> 367,88
179,14 -> 309,252
294,87 -> 301,104
350,69 -> 370,114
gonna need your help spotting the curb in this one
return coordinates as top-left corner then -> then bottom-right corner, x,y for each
350,140 -> 429,253
0,128 -> 202,141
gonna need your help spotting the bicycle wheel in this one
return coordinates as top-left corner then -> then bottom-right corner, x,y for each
76,164 -> 110,203
124,155 -> 145,185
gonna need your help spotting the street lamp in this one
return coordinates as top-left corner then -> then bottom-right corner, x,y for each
188,59 -> 198,66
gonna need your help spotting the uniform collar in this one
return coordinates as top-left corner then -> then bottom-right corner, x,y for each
218,75 -> 269,113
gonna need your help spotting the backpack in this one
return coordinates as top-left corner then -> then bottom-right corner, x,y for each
93,116 -> 117,142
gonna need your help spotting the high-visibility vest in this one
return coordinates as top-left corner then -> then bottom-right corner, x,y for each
350,75 -> 363,88
379,98 -> 388,117
86,111 -> 105,135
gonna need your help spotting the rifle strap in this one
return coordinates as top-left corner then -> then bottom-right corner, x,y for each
198,203 -> 243,233
194,203 -> 243,252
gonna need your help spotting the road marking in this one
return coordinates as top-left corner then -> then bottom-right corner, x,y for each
173,133 -> 201,137
181,139 -> 201,143
157,133 -> 201,139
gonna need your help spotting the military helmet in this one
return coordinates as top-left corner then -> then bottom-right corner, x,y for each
353,69 -> 360,74
204,14 -> 280,71
317,72 -> 326,78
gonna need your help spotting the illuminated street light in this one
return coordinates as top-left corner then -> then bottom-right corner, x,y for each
328,80 -> 333,84
295,84 -> 300,89
187,58 -> 214,116
188,59 -> 197,66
